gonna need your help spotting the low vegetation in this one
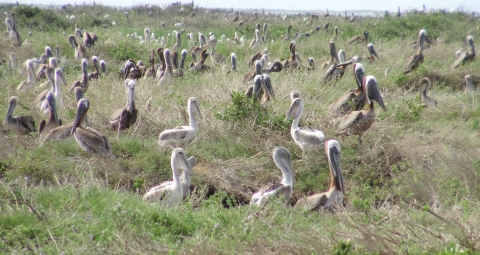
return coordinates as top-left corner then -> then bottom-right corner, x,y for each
0,3 -> 480,254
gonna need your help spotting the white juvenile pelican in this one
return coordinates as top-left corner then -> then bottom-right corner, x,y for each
17,60 -> 35,91
294,140 -> 346,211
251,147 -> 295,206
159,97 -> 202,148
249,29 -> 262,49
143,148 -> 191,206
285,97 -> 325,157
158,49 -> 173,86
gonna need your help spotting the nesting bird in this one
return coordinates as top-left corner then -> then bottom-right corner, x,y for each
3,96 -> 36,135
418,78 -> 437,108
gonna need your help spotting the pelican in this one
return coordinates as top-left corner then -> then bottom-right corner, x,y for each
347,30 -> 368,44
38,92 -> 62,140
367,43 -> 380,61
123,59 -> 144,80
189,33 -> 211,62
404,29 -> 431,74
109,79 -> 138,130
294,140 -> 345,211
251,147 -> 295,206
144,50 -> 156,78
249,29 -> 262,49
337,76 -> 387,144
246,74 -> 274,104
282,25 -> 292,41
144,28 -> 151,44
75,24 -> 83,40
419,78 -> 437,108
9,12 -> 21,47
323,58 -> 355,85
88,56 -> 100,80
41,87 -> 86,144
451,35 -> 475,69
68,35 -> 87,60
282,41 -> 299,70
36,57 -> 59,80
322,41 -> 340,69
175,49 -> 187,77
100,60 -> 107,74
158,49 -> 173,86
230,53 -> 237,72
39,68 -> 66,113
285,98 -> 325,157
243,60 -> 282,84
155,48 -> 166,78
208,38 -> 225,64
3,96 -> 36,135
83,30 -> 94,48
465,74 -> 475,93
247,52 -> 262,67
333,26 -> 339,40
71,99 -> 115,159
159,97 -> 202,148
55,45 -> 61,59
16,60 -> 35,91
189,49 -> 210,72
329,63 -> 366,117
338,49 -> 347,63
171,31 -> 181,52
292,31 -> 309,41
143,148 -> 190,206
70,59 -> 88,92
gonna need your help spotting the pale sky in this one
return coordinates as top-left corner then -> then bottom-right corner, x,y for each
9,0 -> 480,12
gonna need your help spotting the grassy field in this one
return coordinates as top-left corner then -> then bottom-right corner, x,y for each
0,3 -> 480,254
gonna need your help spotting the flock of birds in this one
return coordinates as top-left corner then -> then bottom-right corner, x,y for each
2,6 -> 477,211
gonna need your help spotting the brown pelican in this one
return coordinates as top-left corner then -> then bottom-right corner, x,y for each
323,58 -> 355,85
292,31 -> 309,41
249,29 -> 262,50
143,148 -> 191,205
367,43 -> 380,61
347,30 -> 368,44
251,147 -> 295,206
88,56 -> 100,80
3,96 -> 36,135
71,99 -> 115,159
41,87 -> 86,144
246,74 -> 274,104
155,48 -> 166,78
159,97 -> 202,148
123,59 -> 144,80
189,33 -> 211,62
282,41 -> 299,70
329,63 -> 366,117
100,60 -> 107,74
68,35 -> 87,60
175,49 -> 187,77
247,52 -> 262,67
229,53 -> 237,72
465,75 -> 475,93
16,60 -> 36,91
144,28 -> 151,44
144,50 -> 156,78
323,17 -> 330,29
294,140 -> 345,211
208,38 -> 225,64
38,92 -> 62,140
404,29 -> 431,74
75,24 -> 83,40
286,97 -> 325,157
243,60 -> 282,84
35,47 -> 55,79
189,49 -> 210,72
83,30 -> 94,48
9,12 -> 21,47
418,78 -> 437,108
158,49 -> 173,86
322,41 -> 340,69
451,35 -> 475,69
171,31 -> 181,52
232,11 -> 239,22
282,25 -> 292,41
70,58 -> 88,92
109,79 -> 138,130
337,76 -> 386,144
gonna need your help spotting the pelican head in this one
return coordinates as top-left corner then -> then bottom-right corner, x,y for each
255,23 -> 261,30
172,147 -> 191,179
123,59 -> 136,78
68,35 -> 78,48
272,146 -> 294,187
71,98 -> 89,134
254,60 -> 263,75
92,55 -> 99,68
55,68 -> 67,86
46,91 -> 60,126
231,53 -> 237,71
367,43 -> 379,59
353,63 -> 365,90
48,57 -> 59,68
285,98 -> 304,121
180,49 -> 187,68
188,97 -> 202,119
325,139 -> 345,194
45,67 -> 55,84
338,49 -> 346,63
4,96 -> 19,125
126,79 -> 136,112
81,58 -> 88,74
290,90 -> 300,101
308,57 -> 315,69
363,76 -> 386,111
164,49 -> 172,73
45,46 -> 53,59
289,41 -> 296,55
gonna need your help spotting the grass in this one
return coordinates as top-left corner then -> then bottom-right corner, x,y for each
0,3 -> 480,254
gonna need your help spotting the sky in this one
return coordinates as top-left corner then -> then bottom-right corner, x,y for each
10,0 -> 480,12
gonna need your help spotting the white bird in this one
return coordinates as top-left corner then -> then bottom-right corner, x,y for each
17,60 -> 35,91
174,19 -> 184,27
285,97 -> 325,157
143,148 -> 191,206
251,147 -> 295,206
159,97 -> 202,148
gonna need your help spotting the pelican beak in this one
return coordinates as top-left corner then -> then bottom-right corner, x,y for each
354,63 -> 365,90
327,140 -> 345,195
71,99 -> 88,134
285,98 -> 302,121
364,76 -> 387,111
57,68 -> 67,86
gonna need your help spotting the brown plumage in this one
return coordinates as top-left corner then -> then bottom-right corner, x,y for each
419,78 -> 437,108
38,92 -> 62,141
68,35 -> 87,60
329,63 -> 366,117
337,76 -> 386,144
247,52 -> 262,67
144,50 -> 156,78
322,41 -> 340,69
3,96 -> 36,135
243,60 -> 282,84
405,29 -> 431,74
451,35 -> 475,69
282,41 -> 299,70
189,49 -> 210,72
110,79 -> 138,130
347,30 -> 368,44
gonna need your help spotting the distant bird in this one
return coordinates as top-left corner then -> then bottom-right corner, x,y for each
418,78 -> 437,108
367,43 -> 380,61
451,35 -> 475,69
294,140 -> 345,211
282,25 -> 292,41
243,60 -> 282,84
189,49 -> 210,72
9,12 -> 21,47
159,97 -> 202,148
405,29 -> 432,74
3,96 -> 36,135
144,28 -> 151,44
251,147 -> 295,206
347,30 -> 368,44
285,97 -> 325,157
337,76 -> 386,144
71,99 -> 115,159
282,41 -> 299,70
464,74 -> 475,93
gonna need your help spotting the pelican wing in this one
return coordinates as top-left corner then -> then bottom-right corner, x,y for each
42,122 -> 74,143
337,110 -> 363,134
143,184 -> 169,201
159,128 -> 189,145
294,127 -> 324,146
451,52 -> 469,69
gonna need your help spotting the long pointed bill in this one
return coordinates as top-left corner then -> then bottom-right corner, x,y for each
364,76 -> 387,111
326,140 -> 345,194
354,63 -> 365,90
285,98 -> 302,121
273,147 -> 294,186
71,99 -> 89,134
5,97 -> 17,124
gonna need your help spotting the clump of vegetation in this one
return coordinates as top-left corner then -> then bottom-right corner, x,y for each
15,5 -> 71,31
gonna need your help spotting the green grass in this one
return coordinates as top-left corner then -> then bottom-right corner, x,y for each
0,3 -> 480,253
